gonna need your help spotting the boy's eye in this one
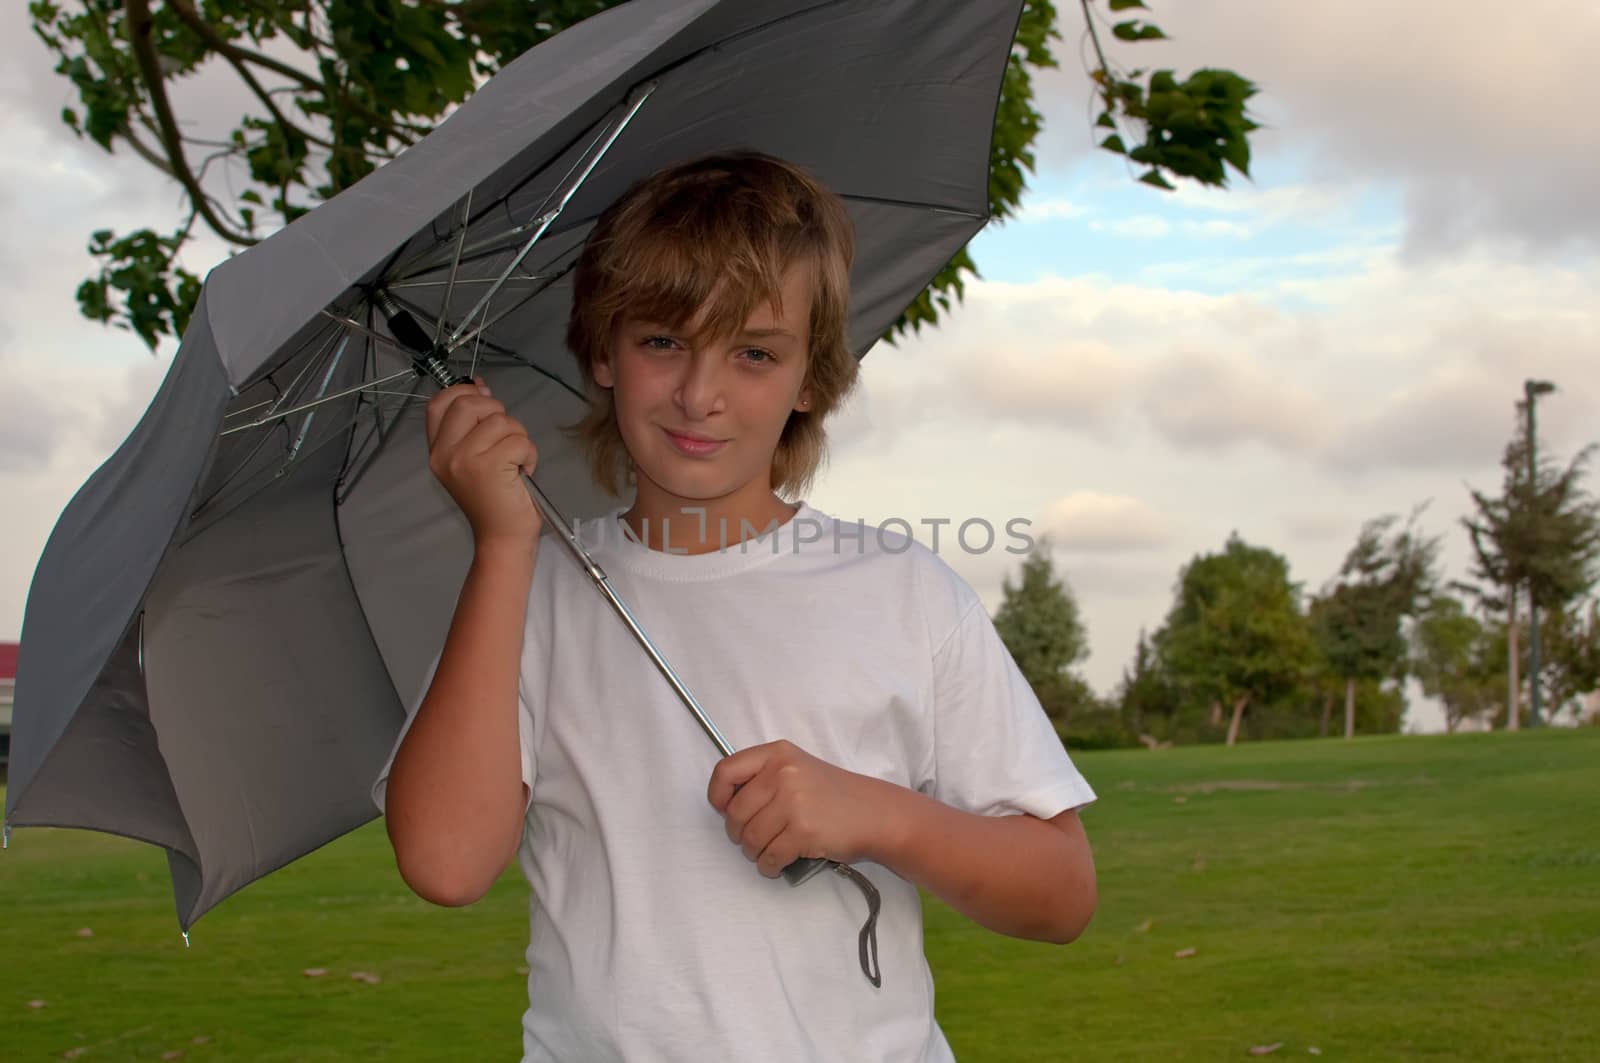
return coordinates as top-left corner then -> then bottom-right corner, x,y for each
641,335 -> 679,351
740,348 -> 775,365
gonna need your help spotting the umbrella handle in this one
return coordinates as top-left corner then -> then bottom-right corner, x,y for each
782,855 -> 829,886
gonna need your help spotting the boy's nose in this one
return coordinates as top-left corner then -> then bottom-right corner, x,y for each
673,352 -> 726,420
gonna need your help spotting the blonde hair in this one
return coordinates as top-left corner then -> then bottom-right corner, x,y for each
565,152 -> 858,497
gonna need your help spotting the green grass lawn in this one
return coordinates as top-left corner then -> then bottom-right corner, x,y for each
3,728 -> 1597,1061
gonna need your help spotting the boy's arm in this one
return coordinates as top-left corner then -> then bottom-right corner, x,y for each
709,742 -> 1097,944
870,780 -> 1096,944
384,539 -> 536,907
384,378 -> 542,908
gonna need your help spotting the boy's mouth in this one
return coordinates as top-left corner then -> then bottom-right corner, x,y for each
663,427 -> 727,457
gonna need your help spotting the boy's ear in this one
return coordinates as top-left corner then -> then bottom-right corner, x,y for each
592,352 -> 615,388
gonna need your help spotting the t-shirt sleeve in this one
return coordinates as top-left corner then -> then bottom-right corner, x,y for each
924,598 -> 1097,820
369,648 -> 538,816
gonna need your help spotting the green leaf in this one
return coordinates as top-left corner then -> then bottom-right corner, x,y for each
1138,169 -> 1176,191
1221,131 -> 1251,177
1100,134 -> 1128,155
1095,111 -> 1116,128
1107,0 -> 1148,10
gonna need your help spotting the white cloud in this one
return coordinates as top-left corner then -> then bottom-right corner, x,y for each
1039,492 -> 1175,552
1280,510 -> 1353,544
0,372 -> 62,471
1181,219 -> 1253,239
1089,0 -> 1600,255
1090,216 -> 1170,239
954,341 -> 1131,431
1139,348 -> 1331,454
1015,196 -> 1088,223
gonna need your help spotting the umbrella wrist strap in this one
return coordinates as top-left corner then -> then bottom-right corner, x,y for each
833,863 -> 882,988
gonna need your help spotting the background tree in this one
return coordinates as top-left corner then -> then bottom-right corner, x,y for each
1410,593 -> 1506,734
30,0 -> 1259,349
1309,510 -> 1440,740
1537,600 -> 1600,724
992,542 -> 1092,723
1153,533 -> 1315,747
1463,409 -> 1600,729
1116,628 -> 1173,739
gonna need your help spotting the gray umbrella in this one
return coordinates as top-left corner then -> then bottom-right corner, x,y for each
5,0 -> 1022,953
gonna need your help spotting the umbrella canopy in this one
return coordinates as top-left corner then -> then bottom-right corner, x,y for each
6,0 -> 1024,928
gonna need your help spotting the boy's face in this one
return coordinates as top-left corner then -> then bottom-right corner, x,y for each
594,263 -> 813,510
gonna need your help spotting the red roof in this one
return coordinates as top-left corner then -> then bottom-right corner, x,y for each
0,642 -> 17,681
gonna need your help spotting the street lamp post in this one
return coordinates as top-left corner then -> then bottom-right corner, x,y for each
1524,378 -> 1556,727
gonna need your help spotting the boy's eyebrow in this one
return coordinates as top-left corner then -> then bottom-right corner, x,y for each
625,320 -> 799,341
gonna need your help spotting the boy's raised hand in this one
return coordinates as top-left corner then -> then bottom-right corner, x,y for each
424,378 -> 542,547
708,740 -> 896,878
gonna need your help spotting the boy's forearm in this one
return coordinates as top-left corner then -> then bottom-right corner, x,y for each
864,780 -> 1097,944
384,537 -> 537,906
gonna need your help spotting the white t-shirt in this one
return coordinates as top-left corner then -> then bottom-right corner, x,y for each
373,502 -> 1097,1062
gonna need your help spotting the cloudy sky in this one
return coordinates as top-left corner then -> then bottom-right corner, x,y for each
3,2 -> 1596,733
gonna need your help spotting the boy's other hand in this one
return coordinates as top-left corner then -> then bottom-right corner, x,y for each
425,378 -> 542,547
708,740 -> 894,877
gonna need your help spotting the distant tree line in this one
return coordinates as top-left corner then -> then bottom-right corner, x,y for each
995,398 -> 1600,748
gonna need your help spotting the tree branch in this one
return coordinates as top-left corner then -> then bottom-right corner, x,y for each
171,0 -> 420,150
122,0 -> 256,247
116,122 -> 178,181
167,0 -> 323,93
1077,0 -> 1113,82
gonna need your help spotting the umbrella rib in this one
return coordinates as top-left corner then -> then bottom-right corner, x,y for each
433,189 -> 472,347
201,321 -> 355,511
220,320 -> 344,426
444,283 -> 545,357
445,80 -> 656,348
219,368 -> 416,436
384,288 -> 585,401
837,191 -> 986,220
189,383 -> 423,539
274,332 -> 352,477
392,220 -> 554,283
335,332 -> 425,503
385,273 -> 556,290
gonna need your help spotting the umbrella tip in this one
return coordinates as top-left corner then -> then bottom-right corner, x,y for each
181,930 -> 191,948
2,822 -> 9,849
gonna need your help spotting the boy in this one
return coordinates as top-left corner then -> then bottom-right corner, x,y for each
375,153 -> 1098,1061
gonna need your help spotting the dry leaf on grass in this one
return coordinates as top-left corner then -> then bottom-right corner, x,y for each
193,1036 -> 212,1045
160,1052 -> 184,1061
1173,795 -> 1188,804
302,968 -> 328,978
75,928 -> 94,938
1173,947 -> 1197,959
1308,1049 -> 1322,1056
1247,1043 -> 1282,1056
350,971 -> 382,985
63,1049 -> 88,1060
1132,919 -> 1153,934
28,999 -> 48,1009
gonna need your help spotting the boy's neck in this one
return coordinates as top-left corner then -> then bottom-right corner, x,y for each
621,489 -> 800,555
